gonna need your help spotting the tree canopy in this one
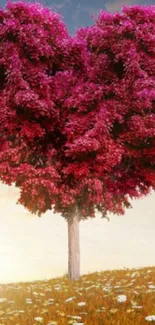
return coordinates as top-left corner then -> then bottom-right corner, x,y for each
0,2 -> 155,221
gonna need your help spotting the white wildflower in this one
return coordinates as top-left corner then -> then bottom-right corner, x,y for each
116,295 -> 127,303
65,297 -> 75,302
67,316 -> 81,320
77,302 -> 86,306
26,299 -> 32,304
34,316 -> 43,322
148,285 -> 155,289
0,298 -> 7,303
145,315 -> 155,322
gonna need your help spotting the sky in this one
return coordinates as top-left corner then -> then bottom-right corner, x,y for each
0,0 -> 155,35
0,0 -> 155,283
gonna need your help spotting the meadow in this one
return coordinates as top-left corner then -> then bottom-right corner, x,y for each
0,266 -> 155,324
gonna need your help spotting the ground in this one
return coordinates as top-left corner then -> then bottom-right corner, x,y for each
0,266 -> 155,324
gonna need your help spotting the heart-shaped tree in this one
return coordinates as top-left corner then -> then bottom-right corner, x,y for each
0,2 -> 155,280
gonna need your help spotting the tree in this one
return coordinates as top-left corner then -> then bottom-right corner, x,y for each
0,2 -> 155,280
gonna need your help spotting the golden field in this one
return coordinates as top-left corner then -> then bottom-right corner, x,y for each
0,266 -> 155,324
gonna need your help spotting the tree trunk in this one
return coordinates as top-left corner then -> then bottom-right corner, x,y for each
67,206 -> 80,281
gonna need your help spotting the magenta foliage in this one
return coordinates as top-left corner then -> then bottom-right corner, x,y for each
0,2 -> 155,220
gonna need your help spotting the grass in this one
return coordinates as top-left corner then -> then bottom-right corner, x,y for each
0,266 -> 155,324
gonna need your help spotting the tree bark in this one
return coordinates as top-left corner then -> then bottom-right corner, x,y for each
67,206 -> 80,281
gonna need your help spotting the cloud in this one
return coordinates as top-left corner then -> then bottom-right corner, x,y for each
45,0 -> 71,12
86,6 -> 101,15
105,0 -> 136,12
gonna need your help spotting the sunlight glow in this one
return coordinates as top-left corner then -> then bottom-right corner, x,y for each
0,182 -> 155,283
